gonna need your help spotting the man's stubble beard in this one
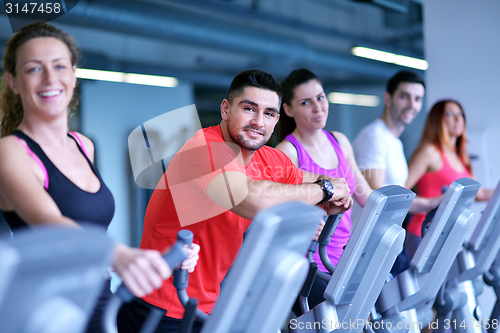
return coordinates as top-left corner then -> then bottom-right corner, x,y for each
227,118 -> 269,152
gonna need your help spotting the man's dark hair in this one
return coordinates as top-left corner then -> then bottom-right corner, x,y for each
386,70 -> 425,96
227,70 -> 282,105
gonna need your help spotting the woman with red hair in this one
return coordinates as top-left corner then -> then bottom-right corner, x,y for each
405,99 -> 493,256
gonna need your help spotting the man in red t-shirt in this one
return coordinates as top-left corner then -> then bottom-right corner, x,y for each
117,70 -> 353,333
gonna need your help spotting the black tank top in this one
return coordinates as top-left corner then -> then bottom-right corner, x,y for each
1,130 -> 115,233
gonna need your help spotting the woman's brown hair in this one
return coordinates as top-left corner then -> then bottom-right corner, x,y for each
278,69 -> 321,141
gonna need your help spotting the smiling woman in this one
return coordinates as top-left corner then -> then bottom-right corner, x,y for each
7,37 -> 77,122
0,22 -> 199,333
0,22 -> 80,137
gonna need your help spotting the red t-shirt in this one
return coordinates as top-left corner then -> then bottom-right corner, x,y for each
140,125 -> 303,319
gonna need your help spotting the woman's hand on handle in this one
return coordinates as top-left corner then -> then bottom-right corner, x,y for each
112,244 -> 172,298
312,219 -> 326,242
112,241 -> 201,298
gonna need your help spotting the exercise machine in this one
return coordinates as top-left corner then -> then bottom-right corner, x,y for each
290,185 -> 415,333
373,178 -> 480,333
0,226 -> 115,333
200,201 -> 324,333
0,225 -> 193,333
432,180 -> 500,333
173,201 -> 324,333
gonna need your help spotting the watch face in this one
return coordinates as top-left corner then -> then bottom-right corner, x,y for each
317,179 -> 334,205
324,180 -> 334,195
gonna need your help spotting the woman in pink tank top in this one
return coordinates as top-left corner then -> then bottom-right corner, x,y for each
405,100 -> 493,257
275,69 -> 373,313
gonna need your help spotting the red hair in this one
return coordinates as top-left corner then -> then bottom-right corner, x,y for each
416,100 -> 472,175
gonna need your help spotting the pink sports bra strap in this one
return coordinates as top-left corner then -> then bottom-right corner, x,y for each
69,132 -> 89,158
13,137 -> 49,190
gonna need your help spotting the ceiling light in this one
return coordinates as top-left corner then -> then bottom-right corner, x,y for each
352,46 -> 428,71
327,92 -> 380,107
75,68 -> 178,88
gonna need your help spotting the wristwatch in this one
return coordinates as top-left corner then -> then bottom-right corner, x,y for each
314,179 -> 335,205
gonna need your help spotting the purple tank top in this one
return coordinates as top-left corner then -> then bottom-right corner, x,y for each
285,130 -> 356,271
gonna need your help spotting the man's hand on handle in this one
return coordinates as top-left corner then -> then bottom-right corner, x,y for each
317,176 -> 353,213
